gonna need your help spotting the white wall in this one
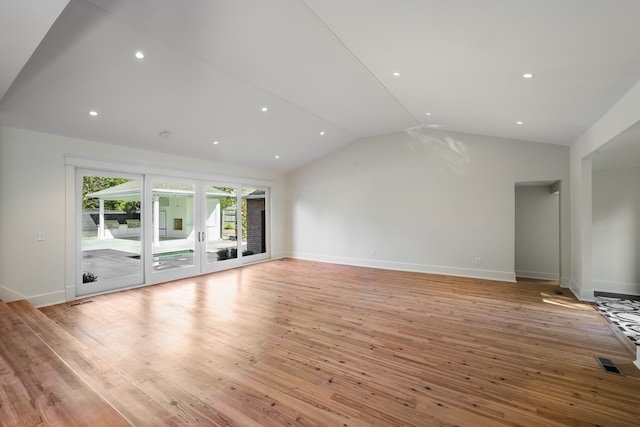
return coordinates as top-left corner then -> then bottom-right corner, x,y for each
286,128 -> 570,282
592,167 -> 640,295
514,185 -> 560,281
570,80 -> 640,301
0,126 -> 285,306
165,196 -> 191,239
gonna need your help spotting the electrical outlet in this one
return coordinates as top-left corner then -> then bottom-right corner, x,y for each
475,257 -> 482,265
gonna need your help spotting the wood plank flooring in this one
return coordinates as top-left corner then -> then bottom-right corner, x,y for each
0,300 -> 131,426
5,258 -> 640,426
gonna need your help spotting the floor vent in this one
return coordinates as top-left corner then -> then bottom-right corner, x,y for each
554,289 -> 563,295
69,300 -> 94,307
595,356 -> 623,375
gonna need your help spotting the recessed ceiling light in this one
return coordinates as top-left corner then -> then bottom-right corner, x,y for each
135,51 -> 144,59
319,131 -> 325,136
393,72 -> 401,77
275,155 -> 280,159
158,130 -> 171,137
425,112 -> 432,116
261,106 -> 269,112
516,121 -> 524,125
89,110 -> 98,116
212,140 -> 219,145
522,73 -> 534,79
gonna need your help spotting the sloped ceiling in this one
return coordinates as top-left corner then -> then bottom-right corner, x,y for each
2,0 -> 640,172
0,0 -> 69,101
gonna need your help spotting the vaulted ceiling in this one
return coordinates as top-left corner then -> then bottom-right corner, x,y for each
2,0 -> 640,172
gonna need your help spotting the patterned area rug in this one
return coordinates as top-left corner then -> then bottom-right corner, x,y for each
595,297 -> 640,345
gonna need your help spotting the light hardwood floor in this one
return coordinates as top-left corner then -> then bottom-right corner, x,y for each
5,259 -> 640,426
0,300 -> 130,426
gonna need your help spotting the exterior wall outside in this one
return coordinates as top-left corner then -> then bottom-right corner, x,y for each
164,196 -> 192,239
247,198 -> 265,254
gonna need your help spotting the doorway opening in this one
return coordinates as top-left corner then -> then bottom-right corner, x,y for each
514,181 -> 561,286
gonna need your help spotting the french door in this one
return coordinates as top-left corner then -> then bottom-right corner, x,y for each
145,179 -> 246,283
77,171 -> 269,296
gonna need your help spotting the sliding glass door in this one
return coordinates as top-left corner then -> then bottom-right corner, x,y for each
77,170 -> 269,296
77,170 -> 143,296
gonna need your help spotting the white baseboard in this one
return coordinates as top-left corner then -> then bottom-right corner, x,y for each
0,285 -> 65,308
271,251 -> 290,260
569,278 -> 595,302
515,270 -> 560,281
592,279 -> 640,296
28,291 -> 66,308
0,285 -> 25,303
289,252 -> 516,283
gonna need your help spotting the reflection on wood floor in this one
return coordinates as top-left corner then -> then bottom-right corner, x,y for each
3,258 -> 640,426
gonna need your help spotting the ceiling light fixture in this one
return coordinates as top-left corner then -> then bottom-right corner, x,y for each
89,110 -> 98,116
275,155 -> 280,159
261,106 -> 269,112
425,112 -> 432,116
319,131 -> 325,136
393,72 -> 400,77
522,73 -> 534,79
516,121 -> 524,125
135,51 -> 145,59
212,140 -> 219,145
159,130 -> 171,137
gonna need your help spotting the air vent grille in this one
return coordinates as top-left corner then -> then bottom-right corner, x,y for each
69,300 -> 94,307
595,356 -> 623,375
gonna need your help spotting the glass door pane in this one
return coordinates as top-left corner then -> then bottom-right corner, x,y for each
78,172 -> 143,296
203,185 -> 240,271
149,180 -> 198,279
242,186 -> 269,262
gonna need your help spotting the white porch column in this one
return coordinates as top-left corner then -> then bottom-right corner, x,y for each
98,199 -> 105,239
213,200 -> 221,240
153,196 -> 160,247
